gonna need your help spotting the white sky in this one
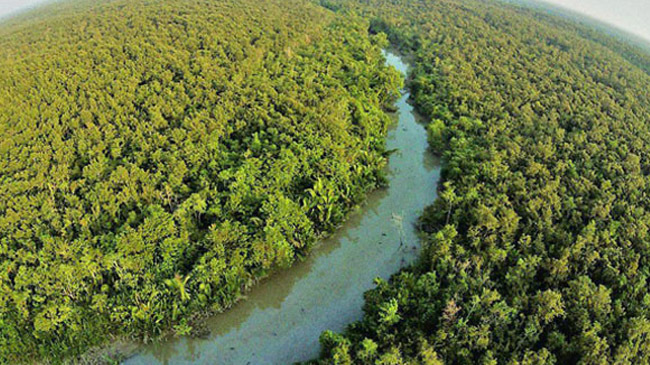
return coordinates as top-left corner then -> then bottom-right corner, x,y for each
538,0 -> 650,42
0,0 -> 50,19
0,0 -> 649,42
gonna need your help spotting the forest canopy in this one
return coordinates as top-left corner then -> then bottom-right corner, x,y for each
312,0 -> 650,364
0,0 -> 401,362
5,0 -> 650,363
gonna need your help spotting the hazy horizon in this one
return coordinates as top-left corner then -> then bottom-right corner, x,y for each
538,0 -> 650,42
0,0 -> 50,19
0,0 -> 649,43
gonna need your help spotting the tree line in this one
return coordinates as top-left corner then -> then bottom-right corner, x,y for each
312,0 -> 650,364
0,0 -> 401,362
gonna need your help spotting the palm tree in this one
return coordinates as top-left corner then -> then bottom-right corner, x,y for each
165,273 -> 191,302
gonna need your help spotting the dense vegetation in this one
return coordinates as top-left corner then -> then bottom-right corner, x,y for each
0,0 -> 401,362
314,0 -> 650,364
6,0 -> 650,363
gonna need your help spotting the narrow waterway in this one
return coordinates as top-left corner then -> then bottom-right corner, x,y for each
125,50 -> 440,365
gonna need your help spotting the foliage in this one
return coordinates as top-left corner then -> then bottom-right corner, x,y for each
0,0 -> 401,362
312,0 -> 650,364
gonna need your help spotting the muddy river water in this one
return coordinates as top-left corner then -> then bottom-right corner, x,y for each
125,50 -> 440,365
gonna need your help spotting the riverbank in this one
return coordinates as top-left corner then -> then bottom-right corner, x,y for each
122,50 -> 440,365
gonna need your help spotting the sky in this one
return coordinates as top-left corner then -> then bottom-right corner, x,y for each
0,0 -> 649,42
539,0 -> 650,42
0,0 -> 50,19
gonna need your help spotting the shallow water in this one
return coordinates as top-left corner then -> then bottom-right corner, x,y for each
124,50 -> 440,365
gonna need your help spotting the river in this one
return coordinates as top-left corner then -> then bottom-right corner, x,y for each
124,50 -> 440,365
